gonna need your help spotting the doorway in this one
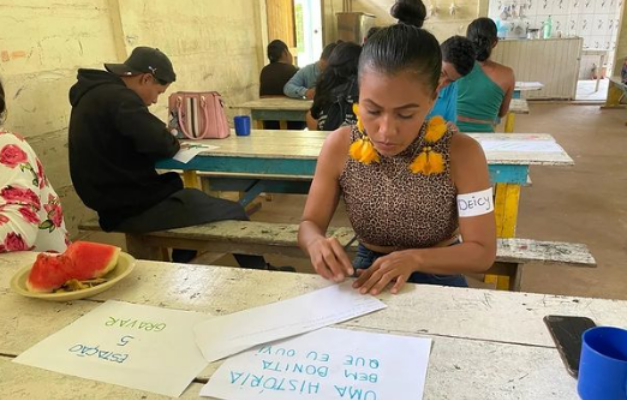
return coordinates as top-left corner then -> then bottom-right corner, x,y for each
294,0 -> 324,67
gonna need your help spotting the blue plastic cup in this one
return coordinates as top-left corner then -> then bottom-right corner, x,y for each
578,326 -> 627,400
234,115 -> 251,136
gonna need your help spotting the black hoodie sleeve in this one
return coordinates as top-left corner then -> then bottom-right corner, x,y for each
114,96 -> 180,161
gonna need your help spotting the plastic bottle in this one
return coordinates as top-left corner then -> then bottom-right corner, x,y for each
543,15 -> 552,39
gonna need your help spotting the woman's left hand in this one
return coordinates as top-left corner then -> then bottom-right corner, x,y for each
353,250 -> 420,295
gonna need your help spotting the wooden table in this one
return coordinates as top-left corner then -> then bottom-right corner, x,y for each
234,97 -> 312,130
1,252 -> 625,399
607,76 -> 627,109
514,81 -> 544,99
504,98 -> 530,133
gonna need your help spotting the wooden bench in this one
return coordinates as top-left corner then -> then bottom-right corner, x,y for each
79,219 -> 596,292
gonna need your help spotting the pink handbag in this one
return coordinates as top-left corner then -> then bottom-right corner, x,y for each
168,91 -> 230,139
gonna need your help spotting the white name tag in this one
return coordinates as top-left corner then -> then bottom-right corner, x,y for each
457,188 -> 494,217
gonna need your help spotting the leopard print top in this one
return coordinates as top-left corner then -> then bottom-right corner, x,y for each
339,124 -> 458,249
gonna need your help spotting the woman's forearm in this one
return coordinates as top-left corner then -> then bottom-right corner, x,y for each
409,241 -> 496,275
298,220 -> 327,255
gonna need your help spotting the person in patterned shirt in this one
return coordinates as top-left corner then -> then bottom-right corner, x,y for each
0,79 -> 70,253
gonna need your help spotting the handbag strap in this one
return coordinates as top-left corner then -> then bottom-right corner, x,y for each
176,95 -> 211,139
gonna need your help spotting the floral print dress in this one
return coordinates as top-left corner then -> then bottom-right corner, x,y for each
0,129 -> 69,253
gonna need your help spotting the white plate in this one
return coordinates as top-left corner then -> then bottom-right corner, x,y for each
10,252 -> 136,301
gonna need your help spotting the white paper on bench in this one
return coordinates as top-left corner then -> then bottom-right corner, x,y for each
193,282 -> 386,363
480,140 -> 565,153
173,144 -> 219,164
13,301 -> 209,398
200,327 -> 432,400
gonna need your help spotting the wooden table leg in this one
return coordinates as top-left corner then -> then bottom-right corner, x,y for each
595,54 -> 604,92
504,113 -> 516,133
279,120 -> 288,130
494,183 -> 521,239
484,183 -> 521,290
182,170 -> 200,189
484,261 -> 521,291
126,234 -> 166,261
254,119 -> 264,130
200,177 -> 222,198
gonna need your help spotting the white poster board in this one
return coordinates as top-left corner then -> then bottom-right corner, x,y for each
201,327 -> 432,400
14,301 -> 208,397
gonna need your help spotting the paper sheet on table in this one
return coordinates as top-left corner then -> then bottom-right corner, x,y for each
480,139 -> 564,153
173,144 -> 219,163
14,301 -> 209,398
200,327 -> 432,400
193,282 -> 386,363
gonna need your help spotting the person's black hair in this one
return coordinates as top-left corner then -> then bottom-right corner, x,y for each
313,42 -> 362,110
267,40 -> 289,63
441,35 -> 476,77
365,26 -> 382,41
320,42 -> 338,60
0,80 -> 6,123
359,23 -> 441,93
466,17 -> 497,62
390,0 -> 427,28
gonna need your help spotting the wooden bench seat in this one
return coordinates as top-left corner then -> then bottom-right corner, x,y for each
80,219 -> 596,291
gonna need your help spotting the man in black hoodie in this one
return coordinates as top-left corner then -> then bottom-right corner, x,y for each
68,47 -> 271,268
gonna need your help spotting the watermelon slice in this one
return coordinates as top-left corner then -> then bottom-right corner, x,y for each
26,253 -> 74,293
64,241 -> 121,280
26,241 -> 121,293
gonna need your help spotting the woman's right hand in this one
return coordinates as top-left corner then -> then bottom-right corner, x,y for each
307,237 -> 354,282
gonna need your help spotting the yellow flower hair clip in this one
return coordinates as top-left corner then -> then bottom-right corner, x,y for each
349,103 -> 380,164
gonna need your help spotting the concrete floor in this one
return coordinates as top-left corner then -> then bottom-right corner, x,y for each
575,79 -> 609,102
86,103 -> 627,300
508,103 -> 627,300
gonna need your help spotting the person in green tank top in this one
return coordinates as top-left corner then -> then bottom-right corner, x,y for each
456,18 -> 515,133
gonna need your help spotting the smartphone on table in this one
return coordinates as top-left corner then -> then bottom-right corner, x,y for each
544,315 -> 597,378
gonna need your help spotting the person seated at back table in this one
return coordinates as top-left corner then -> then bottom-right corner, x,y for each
456,17 -> 515,133
298,23 -> 496,295
307,42 -> 362,131
68,46 -> 288,270
0,78 -> 70,253
426,35 -> 476,126
283,42 -> 338,100
259,40 -> 304,130
388,0 -> 474,126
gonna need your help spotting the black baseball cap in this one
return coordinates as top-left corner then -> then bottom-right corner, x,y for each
105,46 -> 176,84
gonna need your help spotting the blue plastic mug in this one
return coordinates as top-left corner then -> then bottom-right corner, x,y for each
234,115 -> 251,136
578,326 -> 627,400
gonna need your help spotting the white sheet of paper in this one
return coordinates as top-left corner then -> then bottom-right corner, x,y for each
13,301 -> 209,398
480,139 -> 564,153
173,144 -> 219,163
200,327 -> 432,400
193,282 -> 386,363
